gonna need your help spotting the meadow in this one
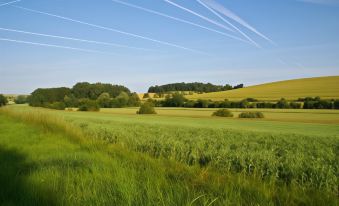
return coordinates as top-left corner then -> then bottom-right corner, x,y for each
186,76 -> 339,101
1,105 -> 338,205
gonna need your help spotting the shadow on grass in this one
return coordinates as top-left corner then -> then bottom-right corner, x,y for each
0,145 -> 59,206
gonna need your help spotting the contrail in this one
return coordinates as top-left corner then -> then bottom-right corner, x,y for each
0,0 -> 20,7
12,5 -> 206,54
110,0 -> 247,43
163,0 -> 234,33
0,27 -> 153,51
0,37 -> 116,54
200,0 -> 275,45
196,0 -> 260,48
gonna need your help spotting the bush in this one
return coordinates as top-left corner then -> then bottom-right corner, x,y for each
334,100 -> 339,109
212,109 -> 234,117
47,102 -> 66,110
78,99 -> 100,111
137,102 -> 156,114
143,93 -> 150,99
14,95 -> 28,104
163,93 -> 187,107
0,94 -> 8,107
239,112 -> 264,118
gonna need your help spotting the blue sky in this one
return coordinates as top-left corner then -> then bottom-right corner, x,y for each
0,0 -> 339,94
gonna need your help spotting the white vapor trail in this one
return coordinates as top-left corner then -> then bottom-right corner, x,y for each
196,0 -> 260,48
0,27 -> 153,51
163,0 -> 234,32
12,5 -> 206,54
111,0 -> 247,43
0,0 -> 20,7
0,37 -> 116,54
200,0 -> 275,45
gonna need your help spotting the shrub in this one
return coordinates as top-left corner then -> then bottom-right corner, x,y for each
334,100 -> 339,109
97,92 -> 111,108
0,94 -> 8,107
276,98 -> 290,109
47,102 -> 66,110
212,109 -> 234,117
163,93 -> 187,107
143,93 -> 150,99
78,99 -> 100,111
239,112 -> 264,118
14,95 -> 28,104
137,102 -> 156,114
194,99 -> 210,108
289,102 -> 302,109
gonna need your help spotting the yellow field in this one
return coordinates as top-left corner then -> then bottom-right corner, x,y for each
186,76 -> 339,101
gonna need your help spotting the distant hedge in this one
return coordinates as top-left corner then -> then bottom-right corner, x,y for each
239,112 -> 264,118
212,109 -> 233,117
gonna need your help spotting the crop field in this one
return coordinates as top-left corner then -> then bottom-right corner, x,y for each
1,105 -> 338,205
186,76 -> 339,101
97,107 -> 339,124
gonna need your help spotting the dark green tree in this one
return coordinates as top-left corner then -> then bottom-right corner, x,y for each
14,95 -> 28,104
0,94 -> 8,107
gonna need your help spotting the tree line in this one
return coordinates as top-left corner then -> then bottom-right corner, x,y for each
28,82 -> 140,111
148,82 -> 244,93
146,93 -> 339,109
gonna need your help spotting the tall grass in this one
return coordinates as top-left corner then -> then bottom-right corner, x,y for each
0,106 -> 338,205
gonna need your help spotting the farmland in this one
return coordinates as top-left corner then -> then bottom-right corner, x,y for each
186,76 -> 339,101
1,105 -> 338,205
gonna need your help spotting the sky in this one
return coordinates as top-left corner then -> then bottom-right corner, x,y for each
0,0 -> 339,94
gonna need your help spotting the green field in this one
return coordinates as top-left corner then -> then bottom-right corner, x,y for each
186,76 -> 339,101
0,105 -> 338,205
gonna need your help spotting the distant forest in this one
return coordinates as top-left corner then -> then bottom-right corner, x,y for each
148,82 -> 244,93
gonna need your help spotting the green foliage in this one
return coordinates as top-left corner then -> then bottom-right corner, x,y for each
46,102 -> 66,110
334,100 -> 339,109
143,93 -> 150,99
163,93 -> 187,107
97,92 -> 111,108
72,82 -> 130,99
276,98 -> 290,109
127,93 -> 141,106
137,102 -> 156,114
14,95 -> 28,104
64,94 -> 78,108
239,112 -> 265,118
29,87 -> 71,107
115,92 -> 129,107
303,97 -> 334,109
212,109 -> 234,117
78,99 -> 100,111
0,94 -> 8,107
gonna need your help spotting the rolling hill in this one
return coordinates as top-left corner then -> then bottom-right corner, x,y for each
186,76 -> 339,101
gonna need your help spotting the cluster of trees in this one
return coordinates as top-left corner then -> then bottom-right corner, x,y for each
0,94 -> 8,107
300,97 -> 338,109
28,82 -> 140,110
148,82 -> 244,93
148,94 -> 339,110
14,95 -> 28,104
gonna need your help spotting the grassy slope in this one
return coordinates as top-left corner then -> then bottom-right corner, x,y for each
2,112 -> 337,205
187,76 -> 339,101
8,105 -> 339,136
